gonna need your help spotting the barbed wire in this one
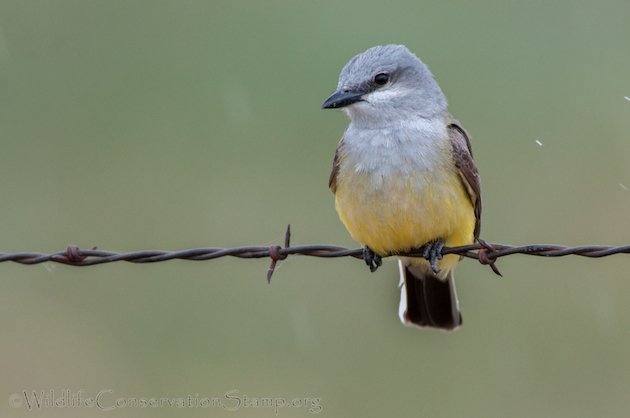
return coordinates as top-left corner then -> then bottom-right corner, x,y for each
2,225 -> 629,281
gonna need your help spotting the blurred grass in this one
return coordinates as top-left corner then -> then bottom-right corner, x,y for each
0,0 -> 629,417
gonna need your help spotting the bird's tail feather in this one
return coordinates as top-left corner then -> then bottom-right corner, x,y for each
398,261 -> 462,331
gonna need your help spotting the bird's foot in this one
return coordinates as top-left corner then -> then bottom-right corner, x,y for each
363,246 -> 382,273
423,240 -> 444,274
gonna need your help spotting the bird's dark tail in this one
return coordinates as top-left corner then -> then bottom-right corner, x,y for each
398,261 -> 462,331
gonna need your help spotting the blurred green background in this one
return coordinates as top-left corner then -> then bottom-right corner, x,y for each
1,1 -> 629,417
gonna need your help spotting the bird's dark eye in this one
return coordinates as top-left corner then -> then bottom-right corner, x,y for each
373,73 -> 389,85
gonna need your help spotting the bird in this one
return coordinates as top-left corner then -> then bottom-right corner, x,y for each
322,44 -> 481,331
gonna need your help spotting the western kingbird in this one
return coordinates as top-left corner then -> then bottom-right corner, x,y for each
323,45 -> 481,331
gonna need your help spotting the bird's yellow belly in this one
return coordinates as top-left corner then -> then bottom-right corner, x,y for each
335,169 -> 475,271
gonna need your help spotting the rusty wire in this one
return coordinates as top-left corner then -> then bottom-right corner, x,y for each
1,225 -> 629,281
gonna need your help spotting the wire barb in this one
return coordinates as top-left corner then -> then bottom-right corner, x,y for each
476,238 -> 502,276
267,224 -> 291,283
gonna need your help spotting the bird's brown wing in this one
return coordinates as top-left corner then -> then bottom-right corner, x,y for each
329,138 -> 344,194
447,118 -> 482,239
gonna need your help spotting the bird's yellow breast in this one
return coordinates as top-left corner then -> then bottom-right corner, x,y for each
335,161 -> 475,271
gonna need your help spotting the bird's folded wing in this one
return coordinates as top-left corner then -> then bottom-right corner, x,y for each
447,118 -> 482,239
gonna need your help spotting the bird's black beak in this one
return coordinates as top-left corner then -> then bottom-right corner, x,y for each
322,90 -> 364,109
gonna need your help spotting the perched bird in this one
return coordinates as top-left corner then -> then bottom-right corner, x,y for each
323,45 -> 481,330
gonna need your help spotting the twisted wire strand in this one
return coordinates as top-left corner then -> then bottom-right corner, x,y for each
2,225 -> 629,278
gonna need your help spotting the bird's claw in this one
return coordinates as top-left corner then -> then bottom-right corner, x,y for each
363,247 -> 382,273
422,240 -> 444,274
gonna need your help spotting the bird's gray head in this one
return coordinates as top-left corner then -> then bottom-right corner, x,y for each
322,45 -> 447,125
